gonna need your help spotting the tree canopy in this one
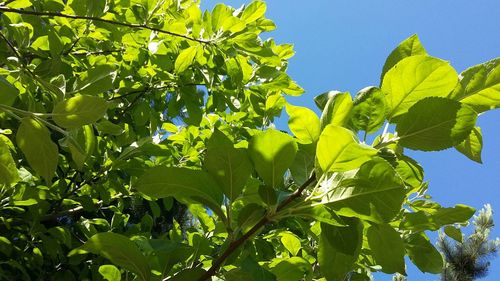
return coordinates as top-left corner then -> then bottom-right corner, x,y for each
0,1 -> 499,280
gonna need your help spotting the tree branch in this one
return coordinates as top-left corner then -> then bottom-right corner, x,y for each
0,7 -> 213,44
197,173 -> 317,281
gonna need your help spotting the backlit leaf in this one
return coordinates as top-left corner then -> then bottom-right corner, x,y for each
367,224 -> 406,274
381,34 -> 427,82
249,129 -> 297,188
286,103 -> 320,144
316,125 -> 376,172
16,118 -> 58,183
455,126 -> 483,163
405,232 -> 443,274
382,55 -> 458,120
350,86 -> 386,133
53,95 -> 108,128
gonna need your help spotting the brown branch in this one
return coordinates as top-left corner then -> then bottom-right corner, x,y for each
197,173 -> 317,281
0,6 -> 212,45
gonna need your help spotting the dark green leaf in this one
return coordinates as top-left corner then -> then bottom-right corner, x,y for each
0,76 -> 19,106
444,225 -> 463,242
350,86 -> 386,133
318,218 -> 362,281
289,143 -> 315,185
405,232 -> 443,273
136,167 -> 223,213
367,224 -> 406,274
70,232 -> 150,281
400,204 -> 475,231
396,97 -> 477,151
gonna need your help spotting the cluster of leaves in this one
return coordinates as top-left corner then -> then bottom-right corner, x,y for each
0,0 -> 499,280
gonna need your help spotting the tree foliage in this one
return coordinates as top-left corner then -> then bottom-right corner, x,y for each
0,1 -> 499,280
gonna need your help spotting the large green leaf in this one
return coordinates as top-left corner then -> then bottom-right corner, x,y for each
249,129 -> 297,188
396,97 -> 477,151
381,34 -> 427,82
316,125 -> 376,172
16,117 -> 58,183
52,95 -> 108,128
204,129 -> 252,201
280,232 -> 301,256
286,103 -> 320,144
382,55 -> 458,120
268,257 -> 311,281
318,219 -> 362,281
136,167 -> 223,212
367,224 -> 406,274
319,91 -> 353,129
71,233 -> 149,281
450,58 -> 500,112
0,76 -> 19,106
241,1 -> 266,23
400,204 -> 475,231
405,232 -> 443,274
73,64 -> 115,96
324,159 -> 405,223
0,138 -> 19,186
455,126 -> 483,163
350,86 -> 386,133
175,45 -> 199,73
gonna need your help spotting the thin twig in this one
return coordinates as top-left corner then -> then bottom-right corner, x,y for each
197,174 -> 317,281
0,7 -> 212,44
0,31 -> 22,59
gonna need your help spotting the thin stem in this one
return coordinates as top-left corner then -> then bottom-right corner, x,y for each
0,7 -> 213,44
0,31 -> 22,59
197,174 -> 317,281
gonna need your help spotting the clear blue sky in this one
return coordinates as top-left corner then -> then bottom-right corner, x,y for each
203,1 -> 500,280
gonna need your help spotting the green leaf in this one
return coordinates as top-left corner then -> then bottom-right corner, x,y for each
367,224 -> 406,274
444,225 -> 463,242
136,167 -> 223,213
175,45 -> 199,73
319,91 -> 353,129
0,76 -> 19,106
249,129 -> 297,188
318,218 -> 362,281
99,265 -> 121,281
71,232 -> 149,281
286,103 -> 320,144
400,204 -> 475,231
396,97 -> 477,151
450,58 -> 500,112
73,65 -> 115,96
316,125 -> 376,172
405,232 -> 443,274
280,232 -> 301,256
53,95 -> 108,128
0,137 -> 19,186
204,129 -> 252,201
168,268 -> 206,281
382,55 -> 458,120
225,257 -> 276,281
6,0 -> 32,9
289,143 -> 315,184
325,158 -> 405,223
455,126 -> 483,163
269,257 -> 311,281
16,117 -> 58,182
350,86 -> 386,133
381,34 -> 427,82
241,1 -> 267,23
